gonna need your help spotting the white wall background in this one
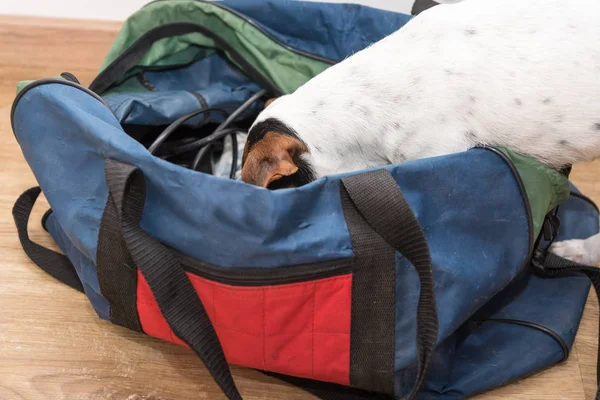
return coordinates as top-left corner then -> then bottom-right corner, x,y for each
0,0 -> 415,21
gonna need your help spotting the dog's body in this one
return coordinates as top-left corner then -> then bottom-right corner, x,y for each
241,0 -> 600,264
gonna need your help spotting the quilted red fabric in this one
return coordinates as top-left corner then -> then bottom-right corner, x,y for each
137,270 -> 352,385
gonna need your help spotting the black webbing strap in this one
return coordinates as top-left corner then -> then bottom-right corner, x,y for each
103,158 -> 243,400
12,169 -> 436,400
341,178 -> 397,394
96,182 -> 142,331
341,169 -> 439,400
12,187 -> 84,293
533,251 -> 600,400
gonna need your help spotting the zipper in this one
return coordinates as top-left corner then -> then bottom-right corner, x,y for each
174,249 -> 354,287
89,22 -> 281,96
145,0 -> 338,65
136,72 -> 157,91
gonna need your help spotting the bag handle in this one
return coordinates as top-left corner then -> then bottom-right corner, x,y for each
533,250 -> 600,399
12,187 -> 84,293
103,159 -> 244,400
12,166 -> 437,400
341,169 -> 439,399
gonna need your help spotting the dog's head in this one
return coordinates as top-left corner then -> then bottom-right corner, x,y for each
241,114 -> 315,189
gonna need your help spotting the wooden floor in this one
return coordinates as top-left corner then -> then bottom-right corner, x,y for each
1,15 -> 599,400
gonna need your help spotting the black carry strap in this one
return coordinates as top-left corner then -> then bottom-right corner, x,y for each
12,187 -> 84,293
533,250 -> 600,400
341,170 -> 439,400
103,159 -> 243,400
12,167 -> 437,400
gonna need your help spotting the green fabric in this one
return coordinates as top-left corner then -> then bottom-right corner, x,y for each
106,46 -> 216,93
103,75 -> 149,97
98,0 -> 331,95
497,147 -> 570,237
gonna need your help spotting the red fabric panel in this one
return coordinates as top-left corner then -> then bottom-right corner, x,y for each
136,270 -> 352,385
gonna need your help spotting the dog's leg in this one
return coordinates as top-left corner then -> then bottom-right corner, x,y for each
550,232 -> 600,265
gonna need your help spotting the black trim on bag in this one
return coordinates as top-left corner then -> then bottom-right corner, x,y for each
41,209 -> 53,232
176,250 -> 354,286
478,318 -> 569,363
10,78 -> 116,135
483,147 -> 535,265
89,22 -> 282,96
145,0 -> 338,65
570,191 -> 600,213
483,147 -> 535,249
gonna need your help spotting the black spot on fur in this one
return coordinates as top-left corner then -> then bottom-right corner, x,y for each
393,149 -> 406,162
542,97 -> 552,105
514,98 -> 522,106
358,105 -> 372,117
594,122 -> 600,131
559,140 -> 569,146
465,130 -> 478,142
465,28 -> 477,35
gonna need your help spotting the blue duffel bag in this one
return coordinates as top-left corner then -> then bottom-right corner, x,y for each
10,1 -> 600,399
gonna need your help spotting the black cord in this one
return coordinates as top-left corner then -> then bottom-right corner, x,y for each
151,89 -> 268,178
229,132 -> 238,179
147,107 -> 229,154
191,144 -> 214,172
190,128 -> 243,171
168,90 -> 268,158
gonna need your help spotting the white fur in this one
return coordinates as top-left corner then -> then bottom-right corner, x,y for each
251,0 -> 600,264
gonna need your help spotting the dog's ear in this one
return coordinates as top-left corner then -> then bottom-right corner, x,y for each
241,132 -> 306,188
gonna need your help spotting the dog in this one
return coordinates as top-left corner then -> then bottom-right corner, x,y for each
240,0 -> 600,264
